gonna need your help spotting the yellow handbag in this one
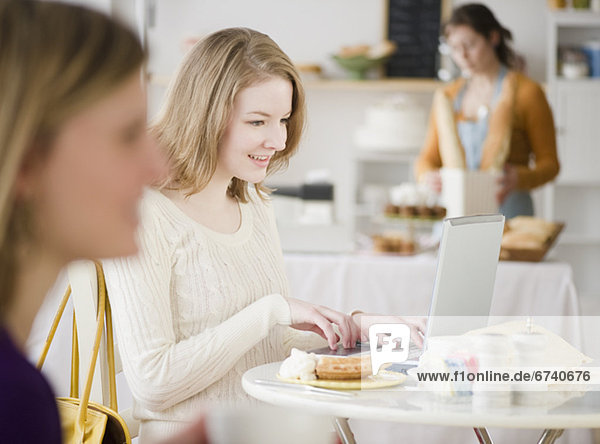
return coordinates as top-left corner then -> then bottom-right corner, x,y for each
37,262 -> 131,444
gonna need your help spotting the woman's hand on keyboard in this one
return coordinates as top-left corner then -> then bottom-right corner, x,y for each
287,298 -> 361,349
350,313 -> 427,347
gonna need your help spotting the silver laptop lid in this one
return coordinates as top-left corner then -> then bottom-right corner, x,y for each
426,214 -> 505,338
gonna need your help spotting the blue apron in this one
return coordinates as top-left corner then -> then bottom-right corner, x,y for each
454,67 -> 533,218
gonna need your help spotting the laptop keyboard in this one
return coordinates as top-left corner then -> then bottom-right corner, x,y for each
407,340 -> 423,361
308,341 -> 423,363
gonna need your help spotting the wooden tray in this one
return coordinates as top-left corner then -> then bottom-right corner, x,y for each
499,223 -> 564,262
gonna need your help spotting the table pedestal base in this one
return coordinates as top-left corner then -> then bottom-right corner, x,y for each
538,429 -> 564,444
334,418 -> 356,444
474,427 -> 493,443
335,419 -> 565,444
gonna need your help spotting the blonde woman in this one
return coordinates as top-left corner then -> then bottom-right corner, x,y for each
0,1 -> 167,442
102,27 -> 425,442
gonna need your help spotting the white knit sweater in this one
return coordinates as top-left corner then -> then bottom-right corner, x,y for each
103,188 -> 322,438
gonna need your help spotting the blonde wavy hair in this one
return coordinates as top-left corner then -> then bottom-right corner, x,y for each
152,27 -> 306,202
0,0 -> 145,319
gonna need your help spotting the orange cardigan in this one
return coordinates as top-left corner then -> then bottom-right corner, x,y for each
415,71 -> 559,190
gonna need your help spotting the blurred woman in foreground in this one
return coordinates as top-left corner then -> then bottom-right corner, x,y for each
0,1 -> 168,441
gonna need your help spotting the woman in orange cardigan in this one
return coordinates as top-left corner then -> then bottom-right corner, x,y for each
415,3 -> 559,218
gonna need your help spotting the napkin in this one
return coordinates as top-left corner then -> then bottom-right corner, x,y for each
465,320 -> 592,367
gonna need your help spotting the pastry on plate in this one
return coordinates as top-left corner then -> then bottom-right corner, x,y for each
315,355 -> 372,380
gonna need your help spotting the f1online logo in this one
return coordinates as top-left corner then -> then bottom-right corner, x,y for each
369,323 -> 410,375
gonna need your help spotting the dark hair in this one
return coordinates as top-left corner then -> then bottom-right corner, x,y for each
445,3 -> 516,68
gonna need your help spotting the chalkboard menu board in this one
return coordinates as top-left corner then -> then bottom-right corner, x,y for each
386,0 -> 442,78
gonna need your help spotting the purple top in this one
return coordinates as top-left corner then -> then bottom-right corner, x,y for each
0,327 -> 61,443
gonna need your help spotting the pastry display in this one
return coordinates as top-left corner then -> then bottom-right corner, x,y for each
506,216 -> 557,238
500,216 -> 564,262
501,216 -> 559,250
384,203 -> 446,219
501,231 -> 549,249
384,183 -> 446,220
372,232 -> 416,254
366,183 -> 444,255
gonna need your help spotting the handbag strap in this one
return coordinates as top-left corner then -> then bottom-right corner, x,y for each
71,310 -> 79,398
74,261 -> 108,437
36,261 -> 120,431
68,268 -> 118,409
96,262 -> 118,412
36,285 -> 71,370
104,282 -> 118,411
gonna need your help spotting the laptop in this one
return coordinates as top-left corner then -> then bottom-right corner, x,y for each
394,214 -> 505,369
310,214 -> 505,368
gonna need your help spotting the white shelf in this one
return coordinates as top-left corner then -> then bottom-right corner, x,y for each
549,10 -> 600,26
555,78 -> 600,85
148,73 -> 443,93
354,151 -> 418,162
302,78 -> 441,92
546,11 -> 600,299
555,179 -> 600,186
559,234 -> 600,246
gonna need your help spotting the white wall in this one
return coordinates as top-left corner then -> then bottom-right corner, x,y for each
145,0 -> 386,81
145,0 -> 549,83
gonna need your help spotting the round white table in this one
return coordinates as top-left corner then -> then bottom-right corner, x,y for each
243,362 -> 600,444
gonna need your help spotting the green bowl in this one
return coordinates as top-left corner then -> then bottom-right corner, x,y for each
332,54 -> 390,80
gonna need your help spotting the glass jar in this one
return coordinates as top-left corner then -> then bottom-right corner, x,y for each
573,0 -> 590,9
547,0 -> 567,8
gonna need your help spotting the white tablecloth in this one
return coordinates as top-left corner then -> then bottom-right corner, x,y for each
284,252 -> 593,444
284,252 -> 585,356
283,252 -> 580,318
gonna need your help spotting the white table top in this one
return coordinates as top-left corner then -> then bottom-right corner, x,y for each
243,362 -> 600,430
